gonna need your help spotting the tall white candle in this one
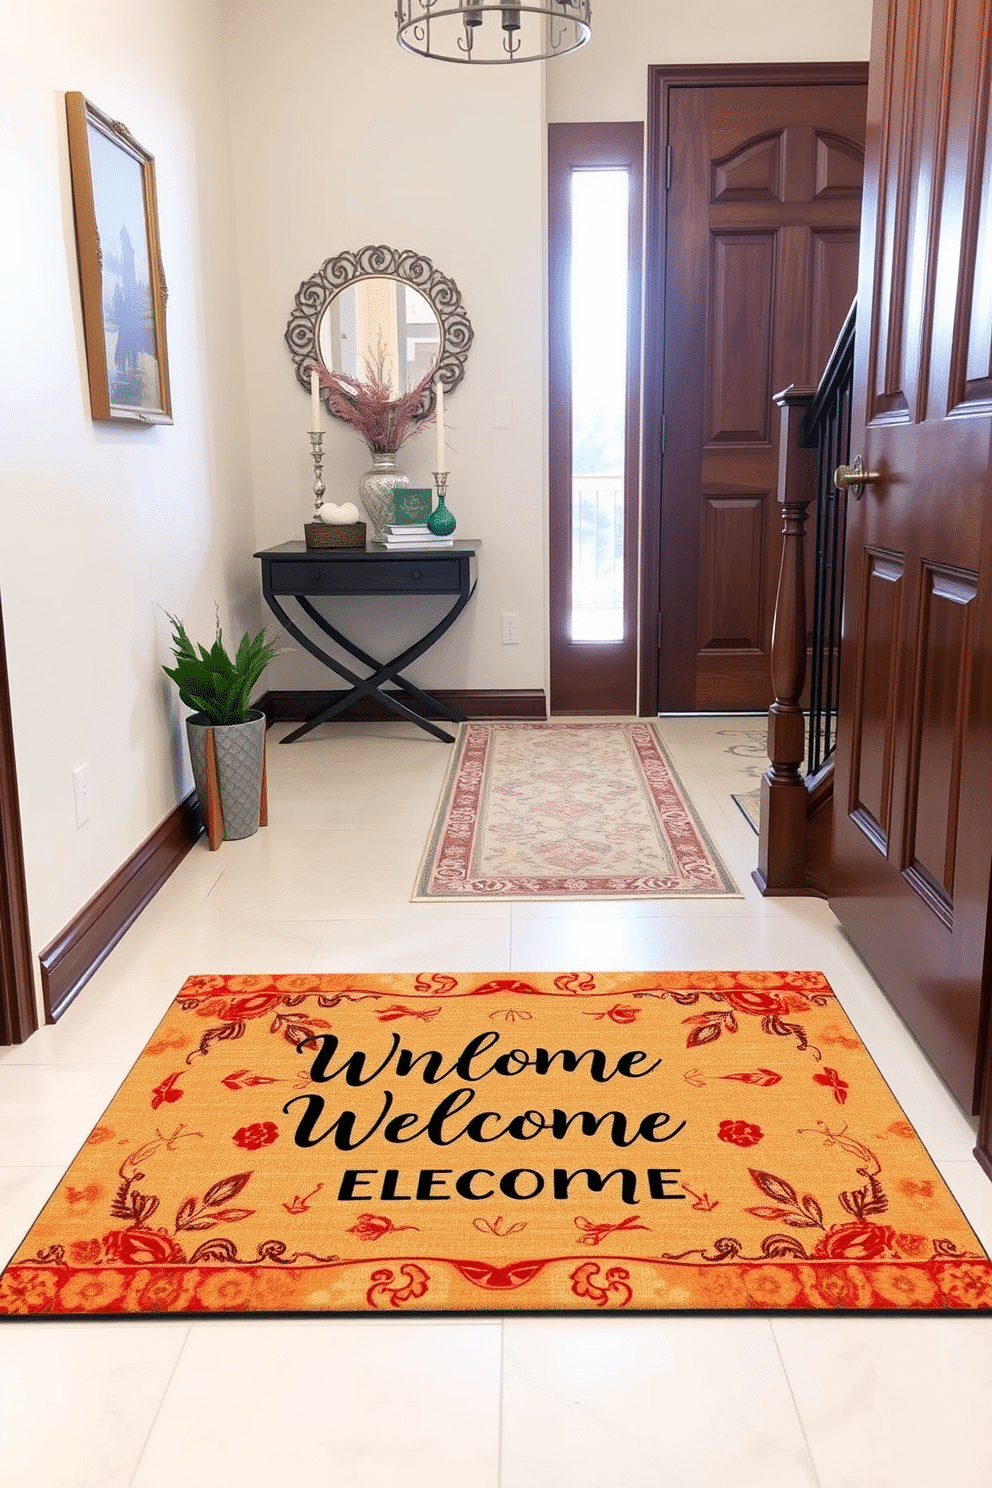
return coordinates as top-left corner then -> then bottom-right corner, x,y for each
434,378 -> 446,473
310,368 -> 321,433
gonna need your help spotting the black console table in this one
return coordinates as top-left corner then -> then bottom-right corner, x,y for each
255,540 -> 478,743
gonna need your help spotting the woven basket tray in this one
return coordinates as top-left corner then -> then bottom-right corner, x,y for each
304,521 -> 367,549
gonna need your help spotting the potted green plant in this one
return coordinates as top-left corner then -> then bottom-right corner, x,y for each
162,611 -> 287,847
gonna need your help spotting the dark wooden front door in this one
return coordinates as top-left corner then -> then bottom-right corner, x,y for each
645,66 -> 868,712
832,0 -> 992,1113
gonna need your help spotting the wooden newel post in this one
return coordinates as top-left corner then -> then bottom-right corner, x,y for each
754,385 -> 816,895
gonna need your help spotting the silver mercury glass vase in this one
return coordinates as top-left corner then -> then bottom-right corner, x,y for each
358,452 -> 411,539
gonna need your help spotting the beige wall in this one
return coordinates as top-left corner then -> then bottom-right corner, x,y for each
221,0 -> 547,697
548,0 -> 873,120
0,0 -> 252,971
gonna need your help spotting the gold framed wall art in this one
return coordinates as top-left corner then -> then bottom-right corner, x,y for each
65,92 -> 172,424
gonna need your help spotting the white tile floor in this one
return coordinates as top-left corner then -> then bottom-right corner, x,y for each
1,715 -> 990,1488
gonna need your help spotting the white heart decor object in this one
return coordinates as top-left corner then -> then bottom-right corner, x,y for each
319,502 -> 361,525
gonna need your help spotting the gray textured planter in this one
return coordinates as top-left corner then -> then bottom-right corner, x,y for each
186,710 -> 266,842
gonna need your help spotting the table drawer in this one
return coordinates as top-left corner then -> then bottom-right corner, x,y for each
268,558 -> 463,595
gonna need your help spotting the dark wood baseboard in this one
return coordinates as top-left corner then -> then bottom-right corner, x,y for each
39,793 -> 203,1023
258,688 -> 547,726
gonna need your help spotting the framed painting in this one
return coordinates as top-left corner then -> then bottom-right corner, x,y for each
65,92 -> 172,424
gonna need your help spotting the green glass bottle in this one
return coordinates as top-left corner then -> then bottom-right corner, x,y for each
427,492 -> 456,536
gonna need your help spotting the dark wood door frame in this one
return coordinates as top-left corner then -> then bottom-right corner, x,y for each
0,589 -> 37,1044
639,62 -> 871,718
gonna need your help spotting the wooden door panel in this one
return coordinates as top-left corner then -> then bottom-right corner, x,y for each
698,495 -> 766,650
865,0 -> 919,422
953,125 -> 992,404
706,234 -> 776,443
810,230 -> 862,373
869,0 -> 959,424
849,551 -> 903,852
904,566 -> 976,913
832,0 -> 992,1112
772,225 -> 816,393
713,133 -> 784,201
814,131 -> 867,197
653,73 -> 867,711
948,6 -> 992,410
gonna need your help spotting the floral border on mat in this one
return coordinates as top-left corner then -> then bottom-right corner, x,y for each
3,1254 -> 989,1316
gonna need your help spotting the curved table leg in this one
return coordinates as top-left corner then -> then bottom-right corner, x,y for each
260,574 -> 475,744
262,592 -> 458,743
298,582 -> 475,724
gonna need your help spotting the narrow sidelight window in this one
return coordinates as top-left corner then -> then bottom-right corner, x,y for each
570,169 -> 630,642
549,123 -> 643,714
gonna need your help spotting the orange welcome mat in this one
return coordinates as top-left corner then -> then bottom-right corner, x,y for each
2,971 -> 990,1317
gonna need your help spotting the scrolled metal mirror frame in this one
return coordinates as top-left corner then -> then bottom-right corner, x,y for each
285,245 -> 473,419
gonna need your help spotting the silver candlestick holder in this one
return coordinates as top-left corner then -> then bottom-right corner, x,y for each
309,431 -> 326,517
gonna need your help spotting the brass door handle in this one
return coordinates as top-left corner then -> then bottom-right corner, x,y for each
834,455 -> 880,499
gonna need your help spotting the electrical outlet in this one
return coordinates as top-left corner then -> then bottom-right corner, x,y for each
72,764 -> 92,827
501,612 -> 520,645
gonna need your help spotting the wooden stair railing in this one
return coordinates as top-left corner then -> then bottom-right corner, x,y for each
755,303 -> 856,897
754,386 -> 817,895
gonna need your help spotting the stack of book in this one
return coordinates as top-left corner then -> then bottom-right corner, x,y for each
375,525 -> 454,549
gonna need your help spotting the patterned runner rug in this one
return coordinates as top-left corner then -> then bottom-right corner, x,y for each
2,971 -> 989,1317
414,721 -> 739,901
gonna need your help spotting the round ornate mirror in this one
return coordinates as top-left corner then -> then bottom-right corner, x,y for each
285,246 -> 473,418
